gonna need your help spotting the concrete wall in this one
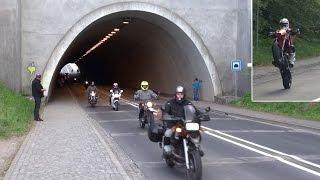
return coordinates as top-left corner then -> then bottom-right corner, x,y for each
10,0 -> 250,97
0,0 -> 21,92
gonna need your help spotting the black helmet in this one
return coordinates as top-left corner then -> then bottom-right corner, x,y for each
175,86 -> 185,103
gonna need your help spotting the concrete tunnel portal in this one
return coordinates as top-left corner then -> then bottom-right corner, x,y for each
43,4 -> 222,101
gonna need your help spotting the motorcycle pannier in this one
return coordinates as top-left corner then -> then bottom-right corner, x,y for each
148,122 -> 163,142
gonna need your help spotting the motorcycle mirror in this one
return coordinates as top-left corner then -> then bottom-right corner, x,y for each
205,107 -> 211,112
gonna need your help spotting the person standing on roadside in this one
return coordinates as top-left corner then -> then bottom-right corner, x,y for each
192,78 -> 201,101
32,74 -> 46,121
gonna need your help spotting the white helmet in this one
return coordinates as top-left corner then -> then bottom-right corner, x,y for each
280,18 -> 289,28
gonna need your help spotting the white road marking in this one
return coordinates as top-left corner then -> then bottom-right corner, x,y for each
204,130 -> 320,176
312,98 -> 320,102
122,98 -> 320,176
203,126 -> 320,170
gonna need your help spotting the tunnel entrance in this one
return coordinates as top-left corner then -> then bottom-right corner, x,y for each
43,2 -> 221,101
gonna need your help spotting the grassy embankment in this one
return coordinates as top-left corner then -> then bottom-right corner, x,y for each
231,93 -> 320,121
0,82 -> 34,139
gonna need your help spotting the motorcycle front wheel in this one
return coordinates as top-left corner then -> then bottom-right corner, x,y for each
139,119 -> 145,129
115,101 -> 119,111
186,149 -> 202,180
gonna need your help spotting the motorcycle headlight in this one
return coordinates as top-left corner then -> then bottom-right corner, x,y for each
146,101 -> 153,108
90,92 -> 96,96
185,123 -> 200,131
176,127 -> 182,133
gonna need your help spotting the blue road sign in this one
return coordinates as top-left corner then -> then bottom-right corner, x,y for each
231,60 -> 242,71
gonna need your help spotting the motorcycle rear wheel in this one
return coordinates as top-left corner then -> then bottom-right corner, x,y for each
281,57 -> 292,89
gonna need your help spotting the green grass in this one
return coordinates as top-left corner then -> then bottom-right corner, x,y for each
0,82 -> 34,139
230,93 -> 320,121
253,38 -> 320,66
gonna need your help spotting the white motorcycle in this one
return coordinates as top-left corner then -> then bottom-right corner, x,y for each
110,89 -> 123,111
88,91 -> 98,107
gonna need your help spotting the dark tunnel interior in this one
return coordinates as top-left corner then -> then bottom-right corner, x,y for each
52,10 -> 214,99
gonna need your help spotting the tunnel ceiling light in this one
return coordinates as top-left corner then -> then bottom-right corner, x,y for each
74,23 -> 128,63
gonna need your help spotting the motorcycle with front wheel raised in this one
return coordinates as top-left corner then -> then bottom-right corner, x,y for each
270,28 -> 299,89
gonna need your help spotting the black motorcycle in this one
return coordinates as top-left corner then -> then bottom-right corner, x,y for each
88,91 -> 98,107
148,105 -> 210,180
138,101 -> 156,129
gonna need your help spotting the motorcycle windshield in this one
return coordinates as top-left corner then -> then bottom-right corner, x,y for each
184,105 -> 196,122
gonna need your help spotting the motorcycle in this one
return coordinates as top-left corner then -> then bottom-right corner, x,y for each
148,105 -> 211,180
110,89 -> 123,111
88,91 -> 98,107
270,28 -> 299,89
138,101 -> 157,129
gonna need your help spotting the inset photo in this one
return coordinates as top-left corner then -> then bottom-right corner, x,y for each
252,0 -> 320,102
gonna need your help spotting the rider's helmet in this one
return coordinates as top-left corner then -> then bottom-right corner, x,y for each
113,82 -> 118,88
91,81 -> 95,86
175,86 -> 185,104
279,18 -> 289,29
141,81 -> 149,90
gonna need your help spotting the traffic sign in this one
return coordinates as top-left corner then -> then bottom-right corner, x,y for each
231,60 -> 242,71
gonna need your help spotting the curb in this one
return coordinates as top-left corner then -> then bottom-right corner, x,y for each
4,109 -> 45,179
68,87 -> 146,180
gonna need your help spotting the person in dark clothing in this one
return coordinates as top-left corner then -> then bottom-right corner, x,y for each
32,74 -> 46,121
162,86 -> 204,157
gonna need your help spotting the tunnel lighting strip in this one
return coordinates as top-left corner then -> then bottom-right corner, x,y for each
74,19 -> 131,64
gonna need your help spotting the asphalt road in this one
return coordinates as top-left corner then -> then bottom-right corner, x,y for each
253,63 -> 320,102
69,85 -> 320,179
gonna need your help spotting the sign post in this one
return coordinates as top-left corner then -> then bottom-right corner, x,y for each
231,60 -> 242,98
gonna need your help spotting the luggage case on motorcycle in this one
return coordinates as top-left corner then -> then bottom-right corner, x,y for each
148,118 -> 163,142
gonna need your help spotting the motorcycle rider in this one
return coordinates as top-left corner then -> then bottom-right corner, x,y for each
162,86 -> 204,157
272,18 -> 299,68
87,81 -> 97,101
134,81 -> 158,120
109,82 -> 121,105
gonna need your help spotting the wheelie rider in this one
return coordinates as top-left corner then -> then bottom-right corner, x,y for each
162,86 -> 204,157
109,82 -> 121,105
87,81 -> 97,100
272,18 -> 299,68
133,81 -> 158,120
